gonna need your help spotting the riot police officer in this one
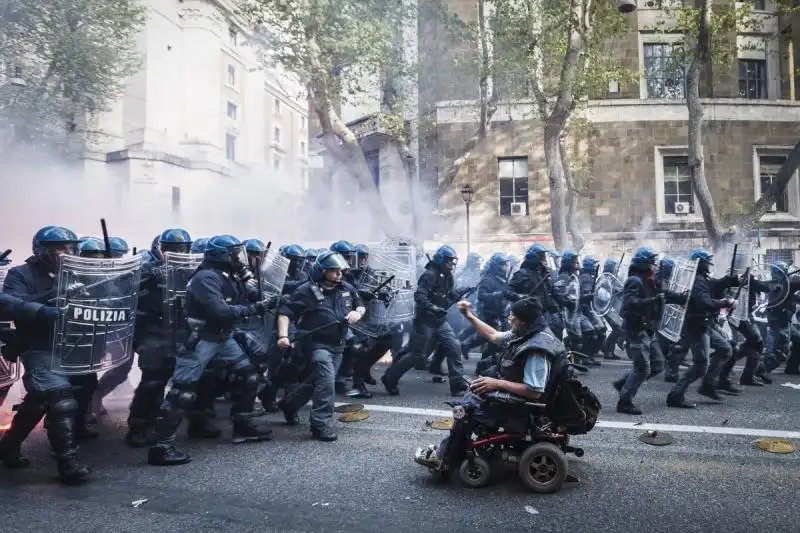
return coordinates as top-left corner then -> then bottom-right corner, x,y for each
472,252 -> 510,375
276,251 -> 365,441
126,228 -> 196,448
600,258 -> 624,361
613,247 -> 685,414
381,245 -> 470,397
666,249 -> 737,409
148,235 -> 274,466
505,244 -> 563,338
191,238 -> 210,254
577,256 -> 606,359
0,226 -> 90,484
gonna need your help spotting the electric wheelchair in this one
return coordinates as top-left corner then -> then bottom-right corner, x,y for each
415,358 -> 601,493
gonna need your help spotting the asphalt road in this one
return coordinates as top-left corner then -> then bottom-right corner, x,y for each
1,356 -> 799,533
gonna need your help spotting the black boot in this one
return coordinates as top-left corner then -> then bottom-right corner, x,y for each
616,400 -> 642,415
230,370 -> 274,443
697,383 -> 723,401
716,380 -> 741,395
44,392 -> 91,485
0,395 -> 46,469
148,388 -> 192,466
126,376 -> 168,448
187,418 -> 222,440
277,398 -> 299,426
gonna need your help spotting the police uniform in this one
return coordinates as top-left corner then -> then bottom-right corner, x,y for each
277,274 -> 363,440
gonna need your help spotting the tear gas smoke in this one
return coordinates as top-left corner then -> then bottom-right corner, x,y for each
0,144 -> 437,262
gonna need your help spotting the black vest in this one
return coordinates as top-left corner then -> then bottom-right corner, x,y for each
497,327 -> 566,387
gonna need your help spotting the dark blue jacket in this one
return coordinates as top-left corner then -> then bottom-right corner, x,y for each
2,257 -> 58,352
279,280 -> 361,348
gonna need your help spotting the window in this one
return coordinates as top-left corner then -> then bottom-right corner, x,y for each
273,126 -> 281,144
273,98 -> 281,115
758,153 -> 792,213
302,168 -> 309,190
643,42 -> 685,99
662,155 -> 694,215
300,116 -> 306,131
738,59 -> 767,99
498,157 -> 529,216
640,0 -> 683,7
299,140 -> 306,156
273,156 -> 281,172
752,0 -> 766,9
765,249 -> 793,265
229,26 -> 238,46
227,65 -> 236,87
225,134 -> 236,161
226,101 -> 238,120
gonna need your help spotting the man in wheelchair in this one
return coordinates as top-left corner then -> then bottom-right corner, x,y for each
414,297 -> 600,492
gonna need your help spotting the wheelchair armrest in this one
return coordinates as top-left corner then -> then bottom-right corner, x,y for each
484,390 -> 545,409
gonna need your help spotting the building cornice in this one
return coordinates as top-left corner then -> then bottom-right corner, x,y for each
434,98 -> 800,124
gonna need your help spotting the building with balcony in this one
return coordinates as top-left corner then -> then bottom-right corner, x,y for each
425,0 -> 800,262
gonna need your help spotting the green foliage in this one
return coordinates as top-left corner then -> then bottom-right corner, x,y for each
489,0 -> 636,107
240,0 -> 415,107
0,0 -> 145,155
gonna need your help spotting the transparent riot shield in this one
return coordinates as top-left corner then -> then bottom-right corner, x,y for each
591,272 -> 623,317
163,252 -> 204,348
353,245 -> 417,338
51,255 -> 142,375
0,264 -> 20,388
658,258 -> 698,343
752,263 -> 790,310
241,249 -> 290,355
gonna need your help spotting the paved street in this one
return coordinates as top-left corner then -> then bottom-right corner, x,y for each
1,356 -> 799,533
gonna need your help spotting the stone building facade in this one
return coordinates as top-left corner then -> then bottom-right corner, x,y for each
423,0 -> 800,262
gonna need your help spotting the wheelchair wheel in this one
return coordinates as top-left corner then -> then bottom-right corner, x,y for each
518,442 -> 568,494
458,456 -> 491,488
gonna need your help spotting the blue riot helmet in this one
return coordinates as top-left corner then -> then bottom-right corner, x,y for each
304,247 -> 318,262
242,238 -> 267,271
603,258 -> 619,274
191,237 -> 209,254
689,248 -> 714,274
523,243 -> 550,266
485,252 -> 509,277
630,246 -> 659,275
771,261 -> 789,277
148,234 -> 163,262
0,251 -> 9,267
78,237 -> 106,259
658,257 -> 675,284
431,245 -> 458,273
281,243 -> 306,274
243,239 -> 266,254
559,249 -> 579,273
108,236 -> 129,258
581,256 -> 599,272
354,244 -> 370,269
330,240 -> 357,269
204,235 -> 248,272
311,250 -> 350,283
32,226 -> 80,269
465,252 -> 482,270
159,228 -> 192,255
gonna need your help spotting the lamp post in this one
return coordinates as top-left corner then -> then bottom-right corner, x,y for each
461,184 -> 474,256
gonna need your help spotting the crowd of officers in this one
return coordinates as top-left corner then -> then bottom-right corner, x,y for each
0,227 -> 796,486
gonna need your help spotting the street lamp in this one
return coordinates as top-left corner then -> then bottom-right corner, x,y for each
461,184 -> 474,255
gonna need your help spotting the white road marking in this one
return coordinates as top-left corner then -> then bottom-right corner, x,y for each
336,402 -> 800,440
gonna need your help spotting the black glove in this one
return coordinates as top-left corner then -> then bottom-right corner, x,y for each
36,305 -> 61,324
247,302 -> 267,317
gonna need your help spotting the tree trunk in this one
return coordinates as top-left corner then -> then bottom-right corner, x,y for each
435,0 -> 498,198
559,134 -> 585,252
544,125 -> 569,250
685,0 -> 726,252
306,40 -> 402,237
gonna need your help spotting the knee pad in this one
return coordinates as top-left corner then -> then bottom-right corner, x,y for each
166,387 -> 197,409
49,397 -> 78,417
